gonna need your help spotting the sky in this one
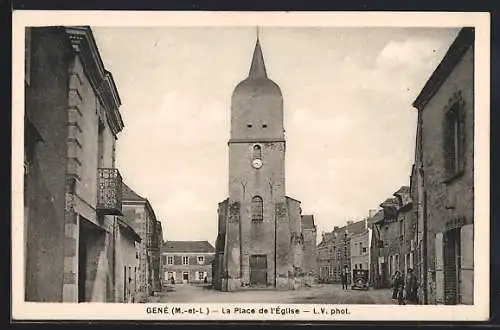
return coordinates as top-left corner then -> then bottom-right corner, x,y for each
91,26 -> 460,245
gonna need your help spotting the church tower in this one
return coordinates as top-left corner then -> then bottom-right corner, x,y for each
225,34 -> 291,290
214,33 -> 313,292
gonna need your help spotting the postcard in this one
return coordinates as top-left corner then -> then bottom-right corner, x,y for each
11,10 -> 490,321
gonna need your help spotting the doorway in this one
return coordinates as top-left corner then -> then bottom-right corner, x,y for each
249,254 -> 267,286
78,223 -> 88,302
182,272 -> 189,284
444,228 -> 461,305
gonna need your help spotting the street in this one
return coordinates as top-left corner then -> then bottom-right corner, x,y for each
155,284 -> 394,304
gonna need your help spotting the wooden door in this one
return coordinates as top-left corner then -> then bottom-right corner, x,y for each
250,255 -> 267,286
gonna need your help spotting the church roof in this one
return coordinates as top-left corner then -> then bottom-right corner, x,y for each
162,240 -> 215,253
249,38 -> 267,79
122,182 -> 146,201
301,215 -> 316,230
394,186 -> 410,195
232,36 -> 282,98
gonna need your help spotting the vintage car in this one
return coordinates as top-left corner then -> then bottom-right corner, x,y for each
351,269 -> 369,290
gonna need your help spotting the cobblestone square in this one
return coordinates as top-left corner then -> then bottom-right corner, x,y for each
156,284 -> 394,304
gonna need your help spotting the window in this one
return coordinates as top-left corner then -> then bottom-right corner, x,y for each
362,247 -> 367,254
247,124 -> 252,128
197,256 -> 205,264
97,119 -> 105,168
262,124 -> 267,128
359,243 -> 363,255
251,195 -> 263,222
182,256 -> 189,265
444,102 -> 465,179
167,256 -> 174,265
198,271 -> 205,281
253,144 -> 262,160
162,255 -> 167,265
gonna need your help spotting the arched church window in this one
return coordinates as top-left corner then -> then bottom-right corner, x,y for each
253,144 -> 262,160
251,196 -> 263,222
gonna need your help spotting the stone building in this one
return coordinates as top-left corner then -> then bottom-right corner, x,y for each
161,241 -> 215,286
23,26 -> 134,302
370,188 -> 412,289
301,215 -> 318,280
212,37 -> 316,291
121,183 -> 162,301
412,27 -> 474,305
394,186 -> 417,279
152,220 -> 164,293
317,220 -> 366,284
114,219 -> 141,303
350,219 -> 372,273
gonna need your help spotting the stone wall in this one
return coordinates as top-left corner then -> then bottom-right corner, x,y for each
302,228 -> 318,279
420,46 -> 474,305
121,204 -> 150,302
114,225 -> 140,303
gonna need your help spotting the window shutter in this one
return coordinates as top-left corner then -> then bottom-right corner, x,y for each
460,224 -> 474,304
435,232 -> 444,304
195,271 -> 199,281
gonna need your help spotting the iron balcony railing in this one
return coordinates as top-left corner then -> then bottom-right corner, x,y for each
97,168 -> 123,216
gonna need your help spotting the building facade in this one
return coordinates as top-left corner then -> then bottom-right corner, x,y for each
317,220 -> 366,284
301,215 -> 318,280
121,183 -> 161,301
412,27 -> 474,305
213,37 -> 316,291
152,221 -> 164,293
350,220 -> 372,273
161,241 -> 215,285
114,219 -> 141,303
370,188 -> 413,289
24,26 -> 133,302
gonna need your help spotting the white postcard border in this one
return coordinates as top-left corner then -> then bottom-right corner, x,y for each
11,10 -> 490,321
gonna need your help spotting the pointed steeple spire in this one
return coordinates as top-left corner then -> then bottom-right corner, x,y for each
248,29 -> 267,79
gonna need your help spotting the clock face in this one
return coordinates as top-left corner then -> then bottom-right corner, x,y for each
252,159 -> 263,169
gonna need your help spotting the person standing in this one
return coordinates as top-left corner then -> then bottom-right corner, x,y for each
392,271 -> 405,304
341,266 -> 349,290
405,268 -> 419,304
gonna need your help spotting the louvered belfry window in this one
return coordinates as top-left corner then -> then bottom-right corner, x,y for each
253,144 -> 262,159
444,101 -> 465,180
251,196 -> 263,222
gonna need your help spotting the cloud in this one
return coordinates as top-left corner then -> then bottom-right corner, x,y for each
375,38 -> 445,69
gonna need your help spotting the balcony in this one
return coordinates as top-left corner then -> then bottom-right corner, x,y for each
97,168 -> 123,215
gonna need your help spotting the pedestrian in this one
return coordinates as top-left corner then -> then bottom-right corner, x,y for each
391,271 -> 405,304
405,268 -> 419,304
341,266 -> 349,290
